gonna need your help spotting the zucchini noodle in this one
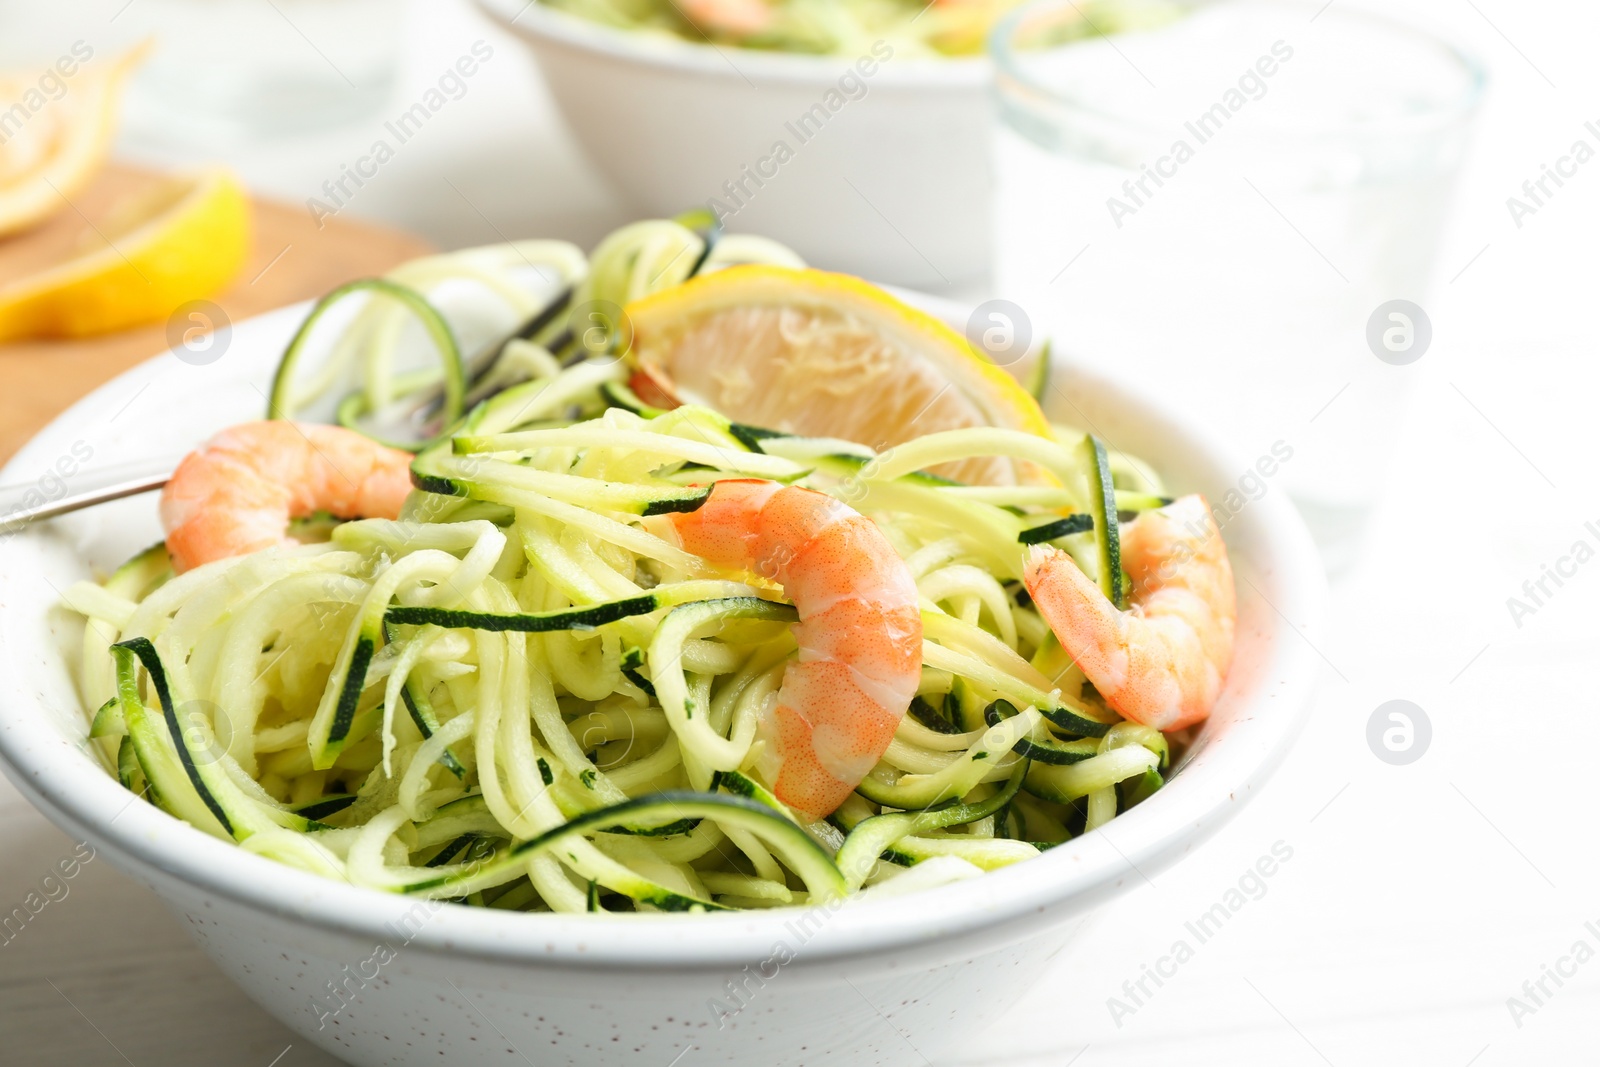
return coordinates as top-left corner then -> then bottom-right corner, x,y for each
538,0 -> 1183,59
65,222 -> 1183,914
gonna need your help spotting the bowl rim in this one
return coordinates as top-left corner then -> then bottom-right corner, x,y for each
0,297 -> 1327,970
473,0 -> 992,89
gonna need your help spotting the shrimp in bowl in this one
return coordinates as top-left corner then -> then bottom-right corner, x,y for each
661,478 -> 922,821
160,420 -> 413,573
1025,495 -> 1236,732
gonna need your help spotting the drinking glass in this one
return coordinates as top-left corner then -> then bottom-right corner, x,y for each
991,0 -> 1483,571
132,0 -> 403,137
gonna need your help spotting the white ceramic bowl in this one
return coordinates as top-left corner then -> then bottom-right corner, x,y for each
477,0 -> 991,289
0,300 -> 1325,1067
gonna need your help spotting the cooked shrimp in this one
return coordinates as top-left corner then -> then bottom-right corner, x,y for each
161,421 -> 413,573
680,0 -> 774,38
664,479 -> 922,820
1023,495 -> 1235,731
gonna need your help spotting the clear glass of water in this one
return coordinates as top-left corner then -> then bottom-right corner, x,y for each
990,0 -> 1484,572
132,0 -> 403,138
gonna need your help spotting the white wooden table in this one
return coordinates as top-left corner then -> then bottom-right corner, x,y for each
4,0 -> 1597,1063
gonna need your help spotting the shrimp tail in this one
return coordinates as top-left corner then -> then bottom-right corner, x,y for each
161,421 -> 414,573
1024,495 -> 1235,731
666,479 -> 922,820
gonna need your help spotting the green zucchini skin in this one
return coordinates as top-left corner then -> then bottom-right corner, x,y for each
728,423 -> 788,453
425,833 -> 487,868
381,620 -> 467,779
89,697 -> 123,739
385,596 -> 660,633
602,819 -> 701,838
115,735 -> 148,799
1018,514 -> 1093,545
985,700 -> 1101,764
1021,745 -> 1162,805
1121,767 -> 1165,808
114,638 -> 333,838
835,759 -> 1031,885
1025,339 -> 1051,403
318,563 -> 733,769
293,794 -> 359,821
641,491 -> 714,516
1038,703 -> 1115,739
415,455 -> 714,518
850,756 -> 1002,811
114,637 -> 235,837
620,646 -> 657,697
326,635 -> 375,751
270,277 -> 467,448
908,695 -> 964,735
399,791 -> 847,907
104,541 -> 173,599
410,472 -> 462,497
1079,434 -> 1127,609
711,768 -> 788,813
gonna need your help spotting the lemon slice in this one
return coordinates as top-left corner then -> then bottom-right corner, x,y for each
623,265 -> 1053,485
0,167 -> 251,341
0,43 -> 149,238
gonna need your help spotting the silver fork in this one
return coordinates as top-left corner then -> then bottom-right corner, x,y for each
0,472 -> 171,531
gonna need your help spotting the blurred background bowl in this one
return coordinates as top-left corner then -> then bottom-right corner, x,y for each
476,0 -> 990,290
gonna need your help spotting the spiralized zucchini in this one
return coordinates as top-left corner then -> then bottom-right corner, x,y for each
65,221 -> 1177,913
538,0 -> 1184,59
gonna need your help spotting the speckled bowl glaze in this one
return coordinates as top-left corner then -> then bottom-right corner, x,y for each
0,299 -> 1325,1067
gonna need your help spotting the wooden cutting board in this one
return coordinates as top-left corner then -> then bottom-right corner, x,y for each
0,162 -> 433,463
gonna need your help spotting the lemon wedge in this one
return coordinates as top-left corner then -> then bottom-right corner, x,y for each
0,43 -> 149,238
623,265 -> 1053,484
0,167 -> 250,341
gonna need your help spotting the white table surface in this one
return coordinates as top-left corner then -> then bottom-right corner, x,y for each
3,1 -> 1598,1064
